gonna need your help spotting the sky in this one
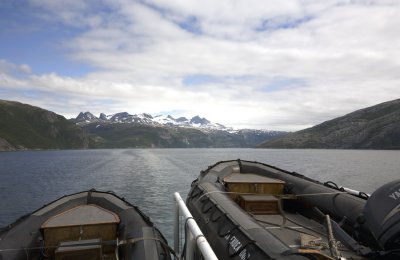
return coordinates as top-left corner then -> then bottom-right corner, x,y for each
1,0 -> 400,131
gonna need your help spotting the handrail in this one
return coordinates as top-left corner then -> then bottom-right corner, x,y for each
174,192 -> 218,260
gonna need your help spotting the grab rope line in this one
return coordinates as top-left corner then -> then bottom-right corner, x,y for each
294,192 -> 347,197
195,190 -> 348,202
325,214 -> 341,258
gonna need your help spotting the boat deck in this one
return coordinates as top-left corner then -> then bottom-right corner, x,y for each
253,212 -> 360,259
255,212 -> 327,247
219,170 -> 366,259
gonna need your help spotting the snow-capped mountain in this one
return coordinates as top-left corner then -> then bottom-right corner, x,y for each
70,111 -> 288,148
73,111 -> 228,131
152,115 -> 228,130
76,112 -> 97,122
108,112 -> 154,124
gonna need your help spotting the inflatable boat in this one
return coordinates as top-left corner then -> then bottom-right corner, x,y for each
186,160 -> 400,259
0,190 -> 172,260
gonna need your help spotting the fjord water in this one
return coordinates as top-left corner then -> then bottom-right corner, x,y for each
1,148 -> 399,243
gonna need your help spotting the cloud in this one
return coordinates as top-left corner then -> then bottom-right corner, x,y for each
0,60 -> 32,75
2,1 -> 400,130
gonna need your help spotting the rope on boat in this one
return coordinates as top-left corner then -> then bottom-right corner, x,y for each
195,190 -> 348,203
325,214 -> 341,259
294,191 -> 348,197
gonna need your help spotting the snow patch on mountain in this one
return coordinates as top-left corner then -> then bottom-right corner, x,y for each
76,112 -> 98,122
72,111 -> 287,136
73,111 -> 229,131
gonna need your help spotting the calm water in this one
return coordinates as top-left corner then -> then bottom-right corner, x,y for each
1,148 -> 399,243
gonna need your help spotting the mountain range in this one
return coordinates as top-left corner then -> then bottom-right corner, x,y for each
0,100 -> 286,150
72,111 -> 228,131
72,111 -> 285,148
2,98 -> 399,151
258,99 -> 400,149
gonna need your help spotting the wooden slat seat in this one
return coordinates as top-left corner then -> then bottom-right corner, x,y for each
224,173 -> 285,201
41,204 -> 120,257
42,204 -> 119,228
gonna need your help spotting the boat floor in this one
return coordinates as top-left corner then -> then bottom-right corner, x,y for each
44,252 -> 117,260
101,254 -> 117,260
252,212 -> 360,259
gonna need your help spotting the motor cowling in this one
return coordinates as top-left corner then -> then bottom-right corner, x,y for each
363,180 -> 400,250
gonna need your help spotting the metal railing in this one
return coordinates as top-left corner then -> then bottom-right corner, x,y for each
174,192 -> 218,260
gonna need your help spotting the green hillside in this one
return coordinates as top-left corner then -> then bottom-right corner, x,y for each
0,100 -> 88,150
259,99 -> 400,149
84,123 -> 280,148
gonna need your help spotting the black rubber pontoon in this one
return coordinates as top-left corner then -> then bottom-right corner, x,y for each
186,160 -> 400,259
0,190 -> 172,260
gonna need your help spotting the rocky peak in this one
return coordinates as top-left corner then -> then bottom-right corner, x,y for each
76,112 -> 97,122
190,116 -> 210,125
141,113 -> 153,119
176,117 -> 188,122
99,113 -> 107,120
110,112 -> 132,122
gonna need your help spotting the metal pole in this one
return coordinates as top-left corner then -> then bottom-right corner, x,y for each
186,228 -> 194,260
174,199 -> 180,259
174,192 -> 218,260
340,186 -> 370,197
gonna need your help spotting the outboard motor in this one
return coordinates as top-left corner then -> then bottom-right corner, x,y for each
364,180 -> 400,250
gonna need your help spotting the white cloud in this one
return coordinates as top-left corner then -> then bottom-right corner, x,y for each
0,60 -> 32,75
2,1 -> 400,130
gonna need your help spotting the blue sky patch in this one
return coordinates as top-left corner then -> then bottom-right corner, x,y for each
256,15 -> 313,32
0,1 -> 94,77
141,2 -> 202,35
261,77 -> 306,92
183,74 -> 221,86
177,16 -> 202,34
